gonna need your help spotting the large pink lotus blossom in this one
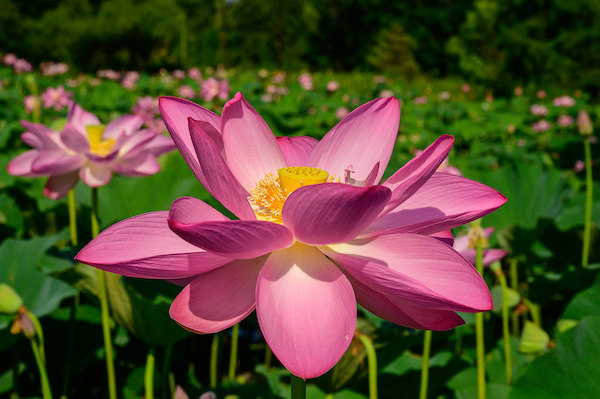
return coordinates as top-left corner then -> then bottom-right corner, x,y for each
40,86 -> 73,111
8,102 -> 175,199
452,227 -> 507,266
76,93 -> 505,379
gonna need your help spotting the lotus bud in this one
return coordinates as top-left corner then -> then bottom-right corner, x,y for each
0,283 -> 23,314
10,307 -> 36,339
577,110 -> 593,136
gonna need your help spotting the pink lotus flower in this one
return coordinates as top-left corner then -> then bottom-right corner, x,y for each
530,104 -> 548,116
298,73 -> 313,90
188,67 -> 202,81
414,96 -> 428,105
536,90 -> 547,99
3,53 -> 17,65
532,119 -> 552,132
40,61 -> 69,76
201,78 -> 231,102
326,80 -> 339,93
461,84 -> 471,93
98,69 -> 121,80
13,58 -> 32,73
8,102 -> 175,199
557,114 -> 574,127
76,93 -> 505,379
173,70 -> 186,80
452,227 -> 507,266
335,107 -> 349,120
23,95 -> 40,114
132,96 -> 159,123
438,91 -> 451,100
177,85 -> 196,99
121,71 -> 140,89
41,86 -> 73,111
553,95 -> 575,107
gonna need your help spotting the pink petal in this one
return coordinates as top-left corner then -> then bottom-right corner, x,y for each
323,233 -> 493,312
43,171 -> 79,200
103,115 -> 144,139
430,230 -> 454,246
117,130 -> 157,157
21,121 -> 61,149
21,132 -> 43,148
189,118 -> 255,220
256,244 -> 356,378
168,196 -> 229,224
112,152 -> 160,176
7,150 -> 42,176
381,135 -> 455,214
79,163 -> 112,187
146,134 -> 176,156
308,97 -> 400,184
276,136 -> 318,166
348,274 -> 464,330
364,173 -> 507,237
221,92 -> 286,191
459,248 -> 508,266
170,256 -> 267,333
76,211 -> 230,279
282,183 -> 391,245
169,218 -> 294,260
158,97 -> 221,190
31,151 -> 83,175
67,102 -> 100,132
60,123 -> 89,152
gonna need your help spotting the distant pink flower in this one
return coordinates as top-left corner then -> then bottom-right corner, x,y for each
414,96 -> 428,105
261,94 -> 273,103
514,86 -> 523,96
485,93 -> 494,103
23,95 -> 40,114
536,90 -> 547,99
98,69 -> 121,80
188,67 -> 202,81
439,91 -> 451,100
530,104 -> 548,116
3,53 -> 16,65
557,114 -> 574,127
265,85 -> 277,95
132,96 -> 159,123
335,107 -> 349,119
452,228 -> 507,266
121,71 -> 140,89
532,119 -> 552,132
40,61 -> 68,76
173,70 -> 186,80
379,90 -> 394,98
276,86 -> 289,96
13,59 -> 32,73
272,71 -> 286,84
553,95 -> 575,107
8,102 -> 174,199
177,85 -> 196,99
201,78 -> 230,102
326,81 -> 339,93
41,86 -> 73,111
298,73 -> 313,90
374,75 -> 386,84
77,93 -> 505,379
574,160 -> 585,172
461,84 -> 471,93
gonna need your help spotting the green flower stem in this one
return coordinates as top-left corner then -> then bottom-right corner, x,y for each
26,310 -> 45,363
419,330 -> 432,399
68,189 -> 78,247
291,375 -> 306,399
210,334 -> 220,388
582,137 -> 593,268
92,188 -> 117,399
162,344 -> 173,399
228,324 -> 239,380
475,236 -> 486,399
497,269 -> 512,385
30,336 -> 53,399
265,346 -> 272,369
509,259 -> 519,336
145,347 -> 155,399
358,333 -> 378,399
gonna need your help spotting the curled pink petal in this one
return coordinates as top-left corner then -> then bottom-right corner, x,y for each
7,150 -> 42,177
282,183 -> 391,245
221,92 -> 286,191
277,136 -> 318,166
365,173 -> 507,237
256,244 -> 356,378
169,196 -> 229,224
31,151 -> 83,175
189,118 -> 255,220
68,102 -> 101,132
112,152 -> 160,176
323,233 -> 493,312
309,96 -> 400,184
60,124 -> 90,152
170,256 -> 267,333
103,115 -> 144,139
43,171 -> 79,200
76,211 -> 230,278
382,135 -> 455,214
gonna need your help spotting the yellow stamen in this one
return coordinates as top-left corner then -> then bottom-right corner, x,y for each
248,167 -> 330,223
86,125 -> 115,156
467,225 -> 489,250
277,167 -> 329,195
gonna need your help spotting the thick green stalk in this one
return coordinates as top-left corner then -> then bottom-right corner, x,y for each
26,310 -> 45,363
582,137 -> 593,268
30,337 -> 53,399
475,236 -> 486,399
68,189 -> 78,247
419,330 -> 432,399
358,334 -> 378,399
92,188 -> 117,399
498,271 -> 512,385
509,259 -> 519,336
228,324 -> 239,380
291,375 -> 306,399
210,334 -> 220,388
162,344 -> 173,399
145,348 -> 155,399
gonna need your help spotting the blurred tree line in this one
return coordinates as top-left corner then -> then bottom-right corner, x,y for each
1,0 -> 599,92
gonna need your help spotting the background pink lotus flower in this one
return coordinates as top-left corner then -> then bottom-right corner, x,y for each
335,107 -> 349,120
188,67 -> 202,81
13,58 -> 32,73
177,85 -> 196,99
3,53 -> 17,65
132,96 -> 159,123
77,93 -> 505,379
553,95 -> 575,107
536,90 -> 547,99
557,114 -> 574,127
8,102 -> 174,199
298,73 -> 313,90
40,61 -> 69,76
97,69 -> 121,80
530,104 -> 548,116
452,227 -> 507,266
173,70 -> 186,80
532,119 -> 552,132
121,71 -> 140,89
41,86 -> 73,110
23,95 -> 40,114
439,91 -> 451,100
326,80 -> 339,93
201,78 -> 231,102
414,96 -> 428,105
461,84 -> 471,93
